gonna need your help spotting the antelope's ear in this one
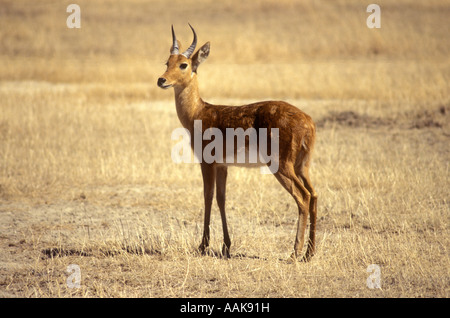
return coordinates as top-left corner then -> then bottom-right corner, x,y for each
191,42 -> 210,73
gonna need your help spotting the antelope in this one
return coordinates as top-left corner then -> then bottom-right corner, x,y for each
157,24 -> 318,261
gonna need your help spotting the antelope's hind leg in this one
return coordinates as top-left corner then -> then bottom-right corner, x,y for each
274,163 -> 311,261
295,154 -> 318,261
298,168 -> 317,261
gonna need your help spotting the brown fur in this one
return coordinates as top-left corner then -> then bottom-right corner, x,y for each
158,33 -> 317,261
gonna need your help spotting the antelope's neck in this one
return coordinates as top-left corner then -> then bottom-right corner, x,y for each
174,77 -> 204,130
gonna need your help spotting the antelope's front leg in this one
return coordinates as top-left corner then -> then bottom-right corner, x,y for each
216,166 -> 231,258
198,163 -> 216,254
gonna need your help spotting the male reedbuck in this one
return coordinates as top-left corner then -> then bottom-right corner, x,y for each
157,25 -> 317,261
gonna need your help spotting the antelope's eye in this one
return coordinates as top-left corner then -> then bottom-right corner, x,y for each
179,63 -> 188,70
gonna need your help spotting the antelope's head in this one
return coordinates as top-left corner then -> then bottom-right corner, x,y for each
157,24 -> 210,90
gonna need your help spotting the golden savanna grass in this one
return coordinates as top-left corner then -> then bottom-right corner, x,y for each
0,0 -> 449,297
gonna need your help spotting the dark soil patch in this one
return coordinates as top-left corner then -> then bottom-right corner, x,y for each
316,111 -> 394,129
316,105 -> 448,130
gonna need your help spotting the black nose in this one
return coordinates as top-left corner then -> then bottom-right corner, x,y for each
157,77 -> 166,87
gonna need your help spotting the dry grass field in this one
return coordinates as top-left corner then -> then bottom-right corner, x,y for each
0,0 -> 449,298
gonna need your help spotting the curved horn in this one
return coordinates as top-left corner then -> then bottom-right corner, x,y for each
181,23 -> 197,58
171,25 -> 179,55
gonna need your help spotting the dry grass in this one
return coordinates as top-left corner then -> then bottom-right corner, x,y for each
0,0 -> 449,298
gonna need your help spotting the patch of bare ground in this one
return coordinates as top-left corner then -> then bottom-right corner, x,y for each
316,105 -> 449,130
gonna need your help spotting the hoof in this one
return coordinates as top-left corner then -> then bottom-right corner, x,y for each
287,252 -> 314,263
198,244 -> 208,255
287,252 -> 298,263
301,250 -> 314,262
221,245 -> 231,259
